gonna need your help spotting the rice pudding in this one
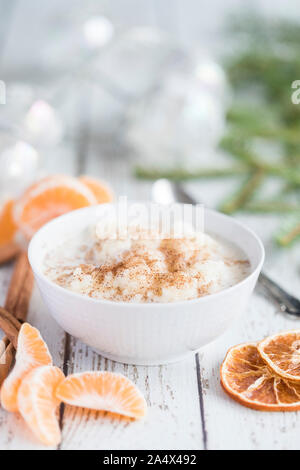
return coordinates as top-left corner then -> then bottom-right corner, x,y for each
43,222 -> 250,303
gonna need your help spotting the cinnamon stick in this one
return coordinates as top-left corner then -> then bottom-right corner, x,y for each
14,267 -> 34,322
0,307 -> 21,349
0,252 -> 34,385
0,242 -> 21,266
0,342 -> 14,386
5,251 -> 31,316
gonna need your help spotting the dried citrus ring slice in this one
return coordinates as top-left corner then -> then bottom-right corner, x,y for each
14,175 -> 97,238
79,175 -> 114,203
220,342 -> 300,411
0,199 -> 17,245
258,330 -> 300,382
1,323 -> 52,412
18,365 -> 64,446
56,371 -> 147,419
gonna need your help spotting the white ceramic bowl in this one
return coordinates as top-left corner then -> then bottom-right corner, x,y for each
28,204 -> 264,366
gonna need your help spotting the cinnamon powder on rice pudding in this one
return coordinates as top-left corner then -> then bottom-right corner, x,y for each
43,223 -> 250,303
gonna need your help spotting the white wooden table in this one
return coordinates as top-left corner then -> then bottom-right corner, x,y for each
0,0 -> 300,451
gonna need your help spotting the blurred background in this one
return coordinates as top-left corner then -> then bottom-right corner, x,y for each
0,0 -> 300,253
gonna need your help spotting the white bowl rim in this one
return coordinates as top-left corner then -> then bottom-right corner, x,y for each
28,203 -> 265,309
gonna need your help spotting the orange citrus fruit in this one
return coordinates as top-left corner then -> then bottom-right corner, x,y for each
258,330 -> 300,382
18,365 -> 64,446
56,371 -> 147,419
0,199 -> 17,245
79,175 -> 114,203
220,342 -> 300,411
1,323 -> 52,412
14,175 -> 97,238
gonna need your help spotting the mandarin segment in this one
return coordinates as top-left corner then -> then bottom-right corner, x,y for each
14,175 -> 97,238
79,175 -> 114,203
0,200 -> 17,245
258,330 -> 300,382
0,323 -> 52,412
220,342 -> 300,411
18,365 -> 64,446
56,371 -> 147,419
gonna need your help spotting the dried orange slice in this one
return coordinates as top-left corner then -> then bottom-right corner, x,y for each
220,342 -> 300,411
56,371 -> 147,419
14,175 -> 97,238
79,175 -> 114,203
258,330 -> 300,382
18,365 -> 64,446
1,323 -> 52,412
0,199 -> 17,245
